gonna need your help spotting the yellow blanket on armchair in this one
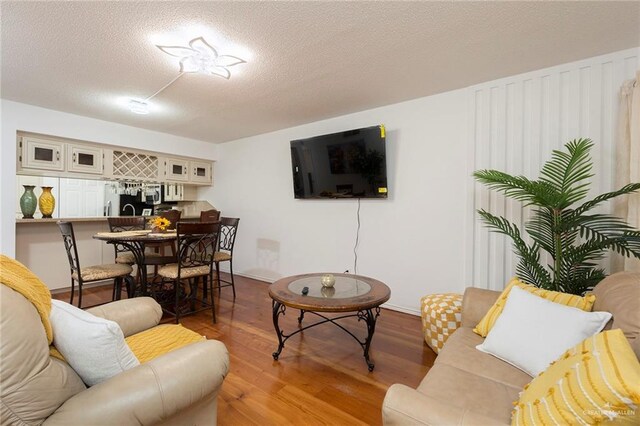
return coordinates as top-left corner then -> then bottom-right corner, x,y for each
0,255 -> 53,344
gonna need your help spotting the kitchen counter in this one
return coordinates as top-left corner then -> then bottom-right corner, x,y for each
16,217 -> 109,224
16,215 -> 201,224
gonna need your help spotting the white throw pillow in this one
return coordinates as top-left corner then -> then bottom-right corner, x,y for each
50,299 -> 139,386
476,285 -> 611,377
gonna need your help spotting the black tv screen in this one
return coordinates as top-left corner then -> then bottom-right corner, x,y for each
290,125 -> 388,199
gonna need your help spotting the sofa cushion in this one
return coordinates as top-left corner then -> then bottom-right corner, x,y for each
437,327 -> 533,388
513,329 -> 640,425
50,299 -> 140,386
477,286 -> 611,376
417,363 -> 520,424
473,277 -> 596,337
592,272 -> 640,358
0,255 -> 53,343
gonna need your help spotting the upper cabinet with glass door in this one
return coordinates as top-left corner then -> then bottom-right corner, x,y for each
165,158 -> 213,184
164,158 -> 190,182
20,136 -> 104,178
190,161 -> 212,184
21,136 -> 65,172
67,144 -> 103,175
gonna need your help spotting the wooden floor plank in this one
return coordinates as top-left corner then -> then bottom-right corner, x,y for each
53,273 -> 435,424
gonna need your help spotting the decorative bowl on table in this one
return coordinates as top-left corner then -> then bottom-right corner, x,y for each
321,274 -> 336,288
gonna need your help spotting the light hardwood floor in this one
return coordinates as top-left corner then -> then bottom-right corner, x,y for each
53,274 -> 436,425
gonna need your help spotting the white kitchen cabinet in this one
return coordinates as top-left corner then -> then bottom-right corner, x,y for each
165,158 -> 189,182
17,133 -> 213,187
164,184 -> 197,201
67,144 -> 103,175
21,137 -> 65,172
189,161 -> 212,184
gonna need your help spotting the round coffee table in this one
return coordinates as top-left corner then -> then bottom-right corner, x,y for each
269,273 -> 391,371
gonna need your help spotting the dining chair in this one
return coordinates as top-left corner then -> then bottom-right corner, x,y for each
156,222 -> 221,323
213,217 -> 240,299
58,221 -> 134,309
200,209 -> 221,222
107,216 -> 146,264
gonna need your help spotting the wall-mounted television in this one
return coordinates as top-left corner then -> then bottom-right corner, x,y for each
290,125 -> 388,199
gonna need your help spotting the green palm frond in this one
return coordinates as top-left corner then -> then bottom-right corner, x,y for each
477,210 -> 552,288
514,247 -> 553,289
540,139 -> 593,186
569,183 -> 640,218
473,170 -> 537,202
539,139 -> 594,207
524,208 -> 555,254
575,214 -> 636,241
474,138 -> 640,295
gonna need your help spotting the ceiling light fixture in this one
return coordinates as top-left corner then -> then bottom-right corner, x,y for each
125,36 -> 246,115
128,99 -> 149,114
156,36 -> 246,79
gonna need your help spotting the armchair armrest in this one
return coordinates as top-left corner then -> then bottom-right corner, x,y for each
86,297 -> 162,337
44,340 -> 229,425
460,287 -> 501,328
382,384 -> 503,425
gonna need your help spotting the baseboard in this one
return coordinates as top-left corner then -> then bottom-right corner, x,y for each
381,303 -> 421,317
50,279 -> 113,295
233,271 -> 274,284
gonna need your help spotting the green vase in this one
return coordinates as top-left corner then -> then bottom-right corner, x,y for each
20,185 -> 37,219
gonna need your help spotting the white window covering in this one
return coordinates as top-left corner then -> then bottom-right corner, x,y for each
615,71 -> 640,272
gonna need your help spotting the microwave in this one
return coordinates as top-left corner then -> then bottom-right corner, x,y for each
144,185 -> 162,205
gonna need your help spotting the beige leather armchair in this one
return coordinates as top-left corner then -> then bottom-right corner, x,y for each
0,285 -> 229,425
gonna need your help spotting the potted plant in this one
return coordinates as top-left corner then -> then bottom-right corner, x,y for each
474,138 -> 640,295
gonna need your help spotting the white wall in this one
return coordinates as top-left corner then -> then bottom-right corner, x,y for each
0,100 -> 218,256
202,90 -> 469,314
203,47 -> 639,315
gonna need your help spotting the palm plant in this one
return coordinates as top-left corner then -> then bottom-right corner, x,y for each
474,138 -> 640,295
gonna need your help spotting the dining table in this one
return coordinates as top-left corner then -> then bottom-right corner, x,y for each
93,229 -> 178,297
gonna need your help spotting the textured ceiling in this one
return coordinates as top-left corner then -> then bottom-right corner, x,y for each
1,1 -> 639,144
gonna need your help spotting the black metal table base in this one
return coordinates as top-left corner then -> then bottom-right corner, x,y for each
271,301 -> 381,371
107,240 -> 149,296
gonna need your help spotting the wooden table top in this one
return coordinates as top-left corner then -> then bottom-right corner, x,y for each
93,229 -> 177,242
269,273 -> 391,312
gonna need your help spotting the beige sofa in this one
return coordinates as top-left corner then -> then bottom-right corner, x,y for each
382,272 -> 640,425
0,284 -> 230,425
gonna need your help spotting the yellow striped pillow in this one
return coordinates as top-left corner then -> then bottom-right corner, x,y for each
512,329 -> 640,425
473,278 -> 596,337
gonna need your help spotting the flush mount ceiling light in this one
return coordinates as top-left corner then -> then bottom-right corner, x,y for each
156,36 -> 246,79
128,99 -> 149,114
124,36 -> 246,115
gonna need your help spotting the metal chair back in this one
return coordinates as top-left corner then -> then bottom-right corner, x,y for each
161,210 -> 182,230
57,221 -> 81,280
218,217 -> 240,254
107,216 -> 146,258
200,209 -> 221,222
176,222 -> 221,276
